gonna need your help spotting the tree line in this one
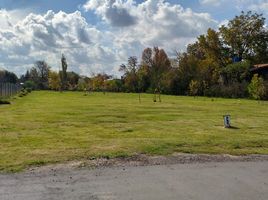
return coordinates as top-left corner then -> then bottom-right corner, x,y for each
119,11 -> 268,100
1,11 -> 268,100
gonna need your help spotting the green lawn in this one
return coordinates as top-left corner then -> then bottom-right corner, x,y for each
1,91 -> 268,172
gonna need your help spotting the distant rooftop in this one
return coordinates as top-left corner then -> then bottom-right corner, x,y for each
253,64 -> 268,69
251,64 -> 268,75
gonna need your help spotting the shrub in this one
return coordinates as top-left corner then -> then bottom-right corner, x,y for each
26,88 -> 32,93
222,82 -> 249,98
264,81 -> 268,99
220,60 -> 251,84
23,80 -> 36,90
18,89 -> 29,97
248,74 -> 266,100
203,85 -> 222,97
0,98 -> 10,104
188,80 -> 201,96
204,82 -> 249,98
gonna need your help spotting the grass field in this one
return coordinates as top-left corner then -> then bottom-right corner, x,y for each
1,91 -> 268,172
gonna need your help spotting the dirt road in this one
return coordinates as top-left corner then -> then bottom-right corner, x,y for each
1,158 -> 268,200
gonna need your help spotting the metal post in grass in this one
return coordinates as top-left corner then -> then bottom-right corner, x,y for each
223,115 -> 231,128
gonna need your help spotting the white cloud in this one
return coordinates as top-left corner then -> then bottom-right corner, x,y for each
85,0 -> 217,56
0,9 -> 29,30
0,9 -> 119,76
249,1 -> 268,12
84,0 -> 137,27
199,0 -> 222,6
1,1 -> 218,76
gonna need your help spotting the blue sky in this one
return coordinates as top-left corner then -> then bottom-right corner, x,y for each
0,0 -> 268,76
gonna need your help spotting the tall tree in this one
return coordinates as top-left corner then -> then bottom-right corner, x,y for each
153,47 -> 171,101
48,71 -> 60,91
61,54 -> 68,90
220,11 -> 268,63
29,67 -> 39,85
140,47 -> 171,102
120,56 -> 142,102
198,28 -> 230,67
141,48 -> 153,67
248,74 -> 266,100
91,73 -> 111,93
139,48 -> 153,92
176,52 -> 199,95
0,70 -> 18,84
34,61 -> 50,89
24,61 -> 50,89
67,72 -> 80,90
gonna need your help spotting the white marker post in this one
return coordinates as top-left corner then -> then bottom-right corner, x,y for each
223,115 -> 231,128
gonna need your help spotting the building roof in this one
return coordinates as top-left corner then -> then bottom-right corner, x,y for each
253,64 -> 268,68
251,64 -> 268,72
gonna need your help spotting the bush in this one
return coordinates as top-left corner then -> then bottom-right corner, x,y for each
0,98 -> 10,104
220,60 -> 251,84
23,80 -> 36,90
204,82 -> 249,98
203,85 -> 222,97
26,88 -> 32,93
188,80 -> 201,96
248,74 -> 266,100
18,89 -> 29,97
265,81 -> 268,99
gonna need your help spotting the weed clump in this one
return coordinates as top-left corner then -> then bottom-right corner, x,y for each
18,88 -> 31,97
0,98 -> 10,104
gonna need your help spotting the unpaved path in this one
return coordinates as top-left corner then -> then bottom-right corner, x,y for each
1,154 -> 268,200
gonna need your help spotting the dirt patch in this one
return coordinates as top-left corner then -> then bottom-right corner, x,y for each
29,153 -> 268,173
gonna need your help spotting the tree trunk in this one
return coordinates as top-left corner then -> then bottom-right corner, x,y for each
153,89 -> 157,102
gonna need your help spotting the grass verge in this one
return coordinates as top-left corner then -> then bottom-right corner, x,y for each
0,91 -> 268,172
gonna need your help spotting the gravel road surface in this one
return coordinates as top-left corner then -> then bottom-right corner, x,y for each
1,159 -> 268,200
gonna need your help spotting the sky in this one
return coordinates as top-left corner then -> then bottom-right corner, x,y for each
0,0 -> 268,76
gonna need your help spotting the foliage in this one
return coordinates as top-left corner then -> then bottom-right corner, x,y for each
21,56 -> 79,91
120,56 -> 140,93
189,80 -> 201,96
219,11 -> 268,63
204,82 -> 249,98
90,73 -> 111,92
34,61 -> 51,89
77,77 -> 88,91
20,61 -> 50,90
23,80 -> 36,90
220,60 -> 252,84
67,71 -> 80,90
0,70 -> 18,83
0,98 -> 10,104
106,79 -> 123,92
150,47 -> 171,95
48,71 -> 61,91
61,54 -> 68,90
9,11 -> 268,100
248,74 -> 266,100
197,28 -> 230,67
18,88 -> 30,97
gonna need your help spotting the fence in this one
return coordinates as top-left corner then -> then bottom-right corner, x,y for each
0,83 -> 22,97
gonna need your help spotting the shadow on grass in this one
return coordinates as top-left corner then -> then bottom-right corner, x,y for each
228,126 -> 240,130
